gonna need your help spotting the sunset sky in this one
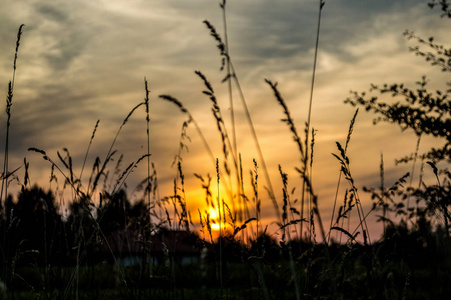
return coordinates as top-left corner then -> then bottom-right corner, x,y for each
0,0 -> 449,241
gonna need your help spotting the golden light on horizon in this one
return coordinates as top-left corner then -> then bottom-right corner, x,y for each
203,206 -> 233,233
208,207 -> 218,220
209,207 -> 222,231
211,223 -> 221,231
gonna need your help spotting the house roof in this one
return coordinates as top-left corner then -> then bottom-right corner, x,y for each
150,229 -> 199,255
100,228 -> 200,256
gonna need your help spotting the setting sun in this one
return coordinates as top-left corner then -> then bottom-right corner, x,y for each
208,207 -> 219,220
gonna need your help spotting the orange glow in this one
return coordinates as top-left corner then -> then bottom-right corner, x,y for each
209,208 -> 219,220
209,207 -> 223,231
211,223 -> 221,231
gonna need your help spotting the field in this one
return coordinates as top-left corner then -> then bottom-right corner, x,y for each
0,1 -> 450,299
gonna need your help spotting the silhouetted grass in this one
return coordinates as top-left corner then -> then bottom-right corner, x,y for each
0,2 -> 450,299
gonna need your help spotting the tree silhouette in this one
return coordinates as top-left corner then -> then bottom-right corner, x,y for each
97,189 -> 131,236
345,3 -> 450,235
4,185 -> 67,266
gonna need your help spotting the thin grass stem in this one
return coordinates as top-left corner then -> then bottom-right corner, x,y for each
302,0 -> 325,240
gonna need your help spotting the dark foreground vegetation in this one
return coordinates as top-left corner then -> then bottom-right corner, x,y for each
1,1 -> 450,299
0,183 -> 450,299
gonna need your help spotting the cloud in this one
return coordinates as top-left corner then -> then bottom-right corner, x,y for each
27,2 -> 92,72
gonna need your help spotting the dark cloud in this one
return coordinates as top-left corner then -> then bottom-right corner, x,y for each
28,2 -> 94,72
43,30 -> 89,71
34,3 -> 68,23
216,0 -> 438,69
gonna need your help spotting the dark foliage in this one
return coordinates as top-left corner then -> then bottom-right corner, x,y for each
2,185 -> 68,267
345,12 -> 451,239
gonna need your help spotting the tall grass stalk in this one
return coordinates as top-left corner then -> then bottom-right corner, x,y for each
1,25 -> 24,288
203,17 -> 279,224
309,127 -> 326,241
279,165 -> 301,299
229,60 -> 280,223
380,153 -> 387,234
332,141 -> 372,245
1,24 -> 24,208
301,0 -> 325,240
159,95 -> 215,171
405,134 -> 422,224
111,153 -> 151,195
252,159 -> 260,239
159,94 -> 235,210
144,78 -> 151,210
328,109 -> 358,243
142,84 -> 154,289
265,79 -> 327,242
177,161 -> 189,230
220,1 -> 236,158
265,78 -> 324,240
78,120 -> 100,191
195,70 -> 238,216
87,102 -> 144,198
219,0 -> 238,168
216,158 -> 223,297
220,0 -> 246,229
203,2 -> 245,228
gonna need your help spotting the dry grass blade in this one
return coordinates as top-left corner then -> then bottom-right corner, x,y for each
332,139 -> 372,245
194,70 -> 214,94
265,79 -> 305,159
278,218 -> 307,231
330,226 -> 357,243
1,24 -> 25,207
195,70 -> 234,166
345,109 -> 359,151
22,158 -> 29,190
28,147 -> 47,157
144,78 -> 152,211
112,154 -> 151,194
79,120 -> 100,183
195,70 -> 238,211
328,109 -> 358,243
233,217 -> 257,236
13,25 -> 25,73
159,95 -> 188,114
266,78 -> 324,240
159,93 -> 235,202
202,20 -> 227,70
88,102 -> 144,197
28,147 -> 85,201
